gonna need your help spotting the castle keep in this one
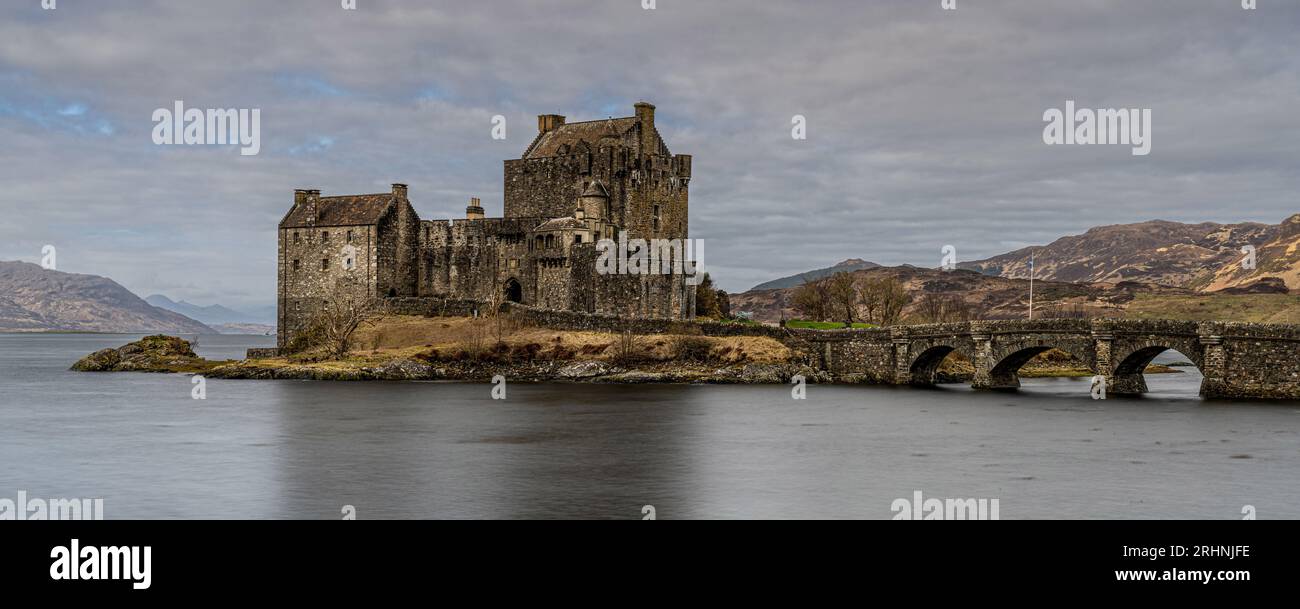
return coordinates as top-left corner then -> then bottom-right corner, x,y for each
276,102 -> 696,348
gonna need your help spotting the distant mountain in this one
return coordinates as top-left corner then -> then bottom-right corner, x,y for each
731,265 -> 1165,323
749,258 -> 880,291
210,323 -> 276,336
145,294 -> 272,325
0,261 -> 212,333
961,214 -> 1300,292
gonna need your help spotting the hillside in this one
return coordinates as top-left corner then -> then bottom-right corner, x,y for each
961,214 -> 1300,292
728,264 -> 1299,324
0,261 -> 212,333
748,258 -> 880,291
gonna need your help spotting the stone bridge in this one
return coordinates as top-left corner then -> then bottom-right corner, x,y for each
790,319 -> 1300,399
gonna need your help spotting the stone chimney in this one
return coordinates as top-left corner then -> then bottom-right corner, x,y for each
466,197 -> 484,221
305,190 -> 320,225
538,114 -> 566,134
392,183 -> 408,199
294,189 -> 307,207
634,101 -> 656,155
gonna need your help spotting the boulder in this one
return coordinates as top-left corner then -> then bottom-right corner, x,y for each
71,335 -> 203,372
557,361 -> 613,379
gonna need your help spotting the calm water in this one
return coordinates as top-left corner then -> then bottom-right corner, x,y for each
1,333 -> 1298,519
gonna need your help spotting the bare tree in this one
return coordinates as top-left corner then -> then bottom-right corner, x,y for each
791,278 -> 831,322
825,272 -> 860,325
485,282 -> 517,344
917,292 -> 974,324
917,292 -> 947,323
313,280 -> 389,359
859,276 -> 910,326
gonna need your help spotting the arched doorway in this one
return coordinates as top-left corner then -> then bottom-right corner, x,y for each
503,278 -> 522,303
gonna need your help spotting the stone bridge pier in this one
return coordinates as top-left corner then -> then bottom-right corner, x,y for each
794,318 -> 1300,400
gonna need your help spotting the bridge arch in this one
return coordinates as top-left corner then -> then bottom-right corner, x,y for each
908,345 -> 974,386
1109,339 -> 1203,395
982,337 -> 1097,390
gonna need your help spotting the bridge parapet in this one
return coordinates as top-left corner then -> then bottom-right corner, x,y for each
786,318 -> 1300,399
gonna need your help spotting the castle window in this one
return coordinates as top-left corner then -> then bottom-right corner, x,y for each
545,234 -> 555,249
293,232 -> 300,244
292,259 -> 300,271
347,230 -> 354,243
345,257 -> 354,271
322,231 -> 330,243
321,258 -> 329,270
653,205 -> 661,231
574,234 -> 582,244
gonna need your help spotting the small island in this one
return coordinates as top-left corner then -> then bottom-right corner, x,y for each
71,312 -> 1181,384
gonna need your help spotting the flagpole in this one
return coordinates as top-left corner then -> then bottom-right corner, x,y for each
1028,250 -> 1034,321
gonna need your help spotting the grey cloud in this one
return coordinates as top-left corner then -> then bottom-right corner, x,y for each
0,0 -> 1297,303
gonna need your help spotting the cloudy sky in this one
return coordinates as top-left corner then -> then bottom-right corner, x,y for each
2,0 -> 1297,308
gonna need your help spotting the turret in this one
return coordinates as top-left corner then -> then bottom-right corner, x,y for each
578,181 -> 609,221
634,102 -> 656,156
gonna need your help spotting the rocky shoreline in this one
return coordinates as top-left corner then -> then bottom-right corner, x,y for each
72,334 -> 1180,385
70,335 -> 830,383
202,357 -> 831,384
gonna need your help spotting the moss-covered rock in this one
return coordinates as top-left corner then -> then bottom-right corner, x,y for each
71,335 -> 216,373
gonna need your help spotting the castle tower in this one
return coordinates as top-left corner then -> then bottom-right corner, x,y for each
634,102 -> 656,157
578,180 -> 609,221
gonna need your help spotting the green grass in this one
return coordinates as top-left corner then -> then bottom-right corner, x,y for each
785,320 -> 877,330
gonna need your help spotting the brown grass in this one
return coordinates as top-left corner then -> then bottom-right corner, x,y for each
347,315 -> 792,364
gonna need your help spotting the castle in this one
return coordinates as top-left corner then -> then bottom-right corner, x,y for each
276,102 -> 697,348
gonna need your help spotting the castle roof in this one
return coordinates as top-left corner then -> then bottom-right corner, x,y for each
524,117 -> 637,159
536,216 -> 586,231
281,194 -> 394,228
580,180 -> 609,198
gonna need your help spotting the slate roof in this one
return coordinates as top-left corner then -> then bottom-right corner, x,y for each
281,194 -> 394,228
581,180 -> 609,198
524,117 -> 637,159
536,216 -> 586,231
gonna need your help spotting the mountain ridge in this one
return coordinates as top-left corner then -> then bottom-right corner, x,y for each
0,261 -> 212,333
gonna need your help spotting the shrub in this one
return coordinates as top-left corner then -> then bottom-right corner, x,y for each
511,343 -> 543,361
612,331 -> 649,364
671,335 -> 715,362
